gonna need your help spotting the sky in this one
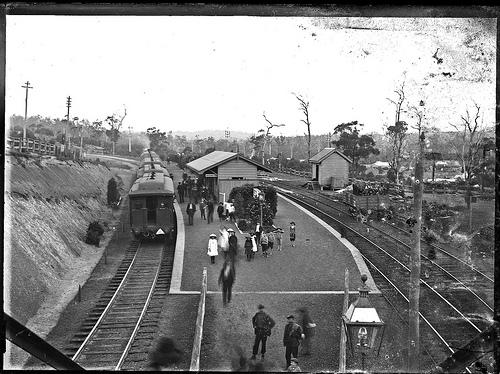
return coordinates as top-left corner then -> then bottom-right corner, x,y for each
5,16 -> 496,137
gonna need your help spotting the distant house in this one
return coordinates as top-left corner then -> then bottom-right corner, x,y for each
186,151 -> 273,203
309,148 -> 352,189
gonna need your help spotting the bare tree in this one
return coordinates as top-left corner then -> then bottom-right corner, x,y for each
387,80 -> 406,124
294,94 -> 312,160
261,113 -> 285,164
386,81 -> 409,184
449,103 -> 486,231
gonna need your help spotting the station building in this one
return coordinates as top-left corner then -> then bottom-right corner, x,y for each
309,148 -> 352,190
186,151 -> 273,202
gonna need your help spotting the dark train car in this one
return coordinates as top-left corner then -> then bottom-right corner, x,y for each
129,171 -> 176,240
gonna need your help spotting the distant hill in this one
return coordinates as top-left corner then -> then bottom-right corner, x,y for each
170,129 -> 253,140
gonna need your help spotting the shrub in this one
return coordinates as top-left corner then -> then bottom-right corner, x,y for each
85,221 -> 104,247
107,178 -> 120,205
237,219 -> 248,232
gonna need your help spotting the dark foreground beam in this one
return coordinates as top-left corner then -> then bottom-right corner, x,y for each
4,313 -> 84,370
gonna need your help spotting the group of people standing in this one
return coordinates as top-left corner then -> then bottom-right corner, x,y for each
250,304 -> 316,371
243,221 -> 296,260
177,174 -> 210,204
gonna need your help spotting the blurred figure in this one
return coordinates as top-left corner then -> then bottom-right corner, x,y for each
218,259 -> 235,306
177,182 -> 184,203
251,233 -> 258,257
287,357 -> 302,372
219,226 -> 229,259
275,228 -> 283,251
207,199 -> 215,224
260,231 -> 269,258
297,307 -> 316,356
147,337 -> 183,371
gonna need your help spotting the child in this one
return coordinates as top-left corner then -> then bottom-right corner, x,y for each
289,222 -> 296,247
260,231 -> 269,257
207,233 -> 218,264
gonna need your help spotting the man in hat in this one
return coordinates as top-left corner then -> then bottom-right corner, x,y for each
283,314 -> 304,368
251,304 -> 276,361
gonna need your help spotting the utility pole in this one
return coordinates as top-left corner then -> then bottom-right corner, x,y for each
128,123 -> 132,153
65,96 -> 72,151
408,104 -> 425,373
21,81 -> 33,150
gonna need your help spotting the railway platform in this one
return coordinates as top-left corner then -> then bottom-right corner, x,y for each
161,165 -> 408,372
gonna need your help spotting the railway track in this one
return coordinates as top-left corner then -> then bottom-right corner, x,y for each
263,180 -> 494,369
65,239 -> 175,370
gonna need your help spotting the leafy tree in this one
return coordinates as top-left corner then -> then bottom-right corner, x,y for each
331,121 -> 380,174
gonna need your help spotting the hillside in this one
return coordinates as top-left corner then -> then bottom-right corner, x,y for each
4,154 -> 136,368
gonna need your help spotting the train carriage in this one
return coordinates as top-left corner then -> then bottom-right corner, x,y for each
129,171 -> 176,240
137,162 -> 170,178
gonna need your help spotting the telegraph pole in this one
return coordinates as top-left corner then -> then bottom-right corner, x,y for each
408,102 -> 425,373
128,123 -> 132,153
65,96 -> 72,149
21,81 -> 33,149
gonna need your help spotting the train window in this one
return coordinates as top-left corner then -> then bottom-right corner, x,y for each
134,201 -> 143,209
231,177 -> 244,180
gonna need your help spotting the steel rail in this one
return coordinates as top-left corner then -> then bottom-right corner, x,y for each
72,243 -> 140,361
276,191 -> 484,334
115,248 -> 164,370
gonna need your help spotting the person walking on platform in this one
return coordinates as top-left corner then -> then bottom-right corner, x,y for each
177,182 -> 184,203
244,236 -> 253,261
186,201 -> 196,225
251,233 -> 258,257
219,226 -> 229,259
218,259 -> 235,306
217,202 -> 225,222
289,222 -> 296,247
207,233 -> 218,264
283,315 -> 304,368
275,228 -> 283,251
267,230 -> 275,254
297,307 -> 316,356
255,223 -> 262,249
228,228 -> 238,262
251,304 -> 276,361
199,198 -> 207,220
207,199 -> 215,224
260,231 -> 269,258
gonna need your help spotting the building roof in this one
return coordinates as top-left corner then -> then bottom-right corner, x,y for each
186,151 -> 273,174
309,148 -> 352,164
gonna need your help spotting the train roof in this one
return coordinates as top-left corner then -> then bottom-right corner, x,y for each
137,164 -> 169,178
129,172 -> 175,196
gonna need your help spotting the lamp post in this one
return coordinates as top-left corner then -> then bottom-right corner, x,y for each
342,274 -> 385,372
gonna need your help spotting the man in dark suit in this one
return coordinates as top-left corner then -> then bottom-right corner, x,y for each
177,182 -> 184,203
186,200 -> 196,225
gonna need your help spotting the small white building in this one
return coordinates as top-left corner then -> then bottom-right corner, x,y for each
309,148 -> 352,189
